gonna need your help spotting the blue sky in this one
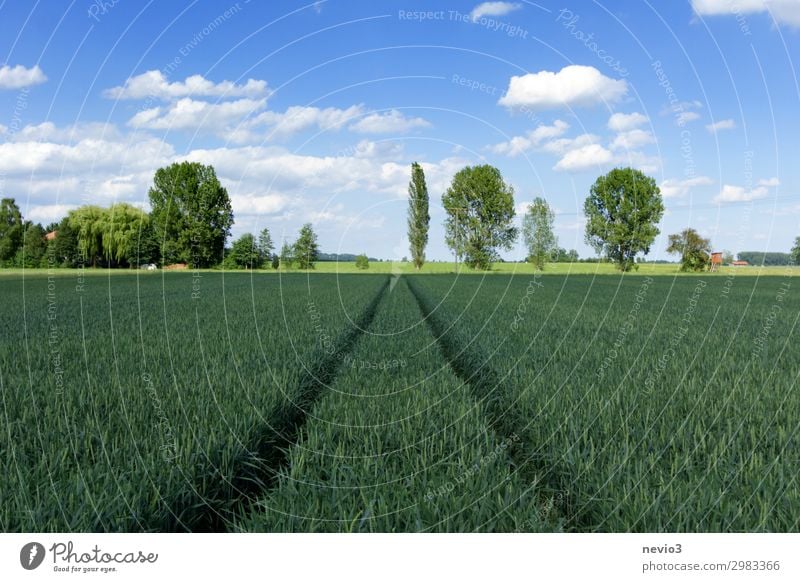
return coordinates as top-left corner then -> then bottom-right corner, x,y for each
0,0 -> 798,261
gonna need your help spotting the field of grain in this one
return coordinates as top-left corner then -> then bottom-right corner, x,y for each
1,271 -> 797,532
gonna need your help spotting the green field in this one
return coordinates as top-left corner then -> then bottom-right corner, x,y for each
1,270 -> 797,532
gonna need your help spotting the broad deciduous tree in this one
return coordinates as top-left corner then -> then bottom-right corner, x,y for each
584,167 -> 664,271
443,165 -> 517,270
148,162 -> 233,267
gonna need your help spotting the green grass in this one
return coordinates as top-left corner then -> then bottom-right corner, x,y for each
411,274 -> 799,531
3,262 -> 796,277
1,269 -> 797,532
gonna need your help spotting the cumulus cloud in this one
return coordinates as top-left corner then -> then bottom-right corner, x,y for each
714,184 -> 768,203
610,129 -> 655,150
677,111 -> 701,125
608,112 -> 648,132
470,1 -> 522,21
104,70 -> 270,100
659,176 -> 714,198
128,98 -> 268,137
127,101 -> 369,143
498,65 -> 628,110
705,118 -> 736,133
490,120 -> 570,156
3,121 -> 121,143
691,0 -> 800,27
713,176 -> 778,203
349,110 -> 431,134
0,64 -> 46,89
252,104 -> 365,139
553,143 -> 613,172
661,100 -> 703,125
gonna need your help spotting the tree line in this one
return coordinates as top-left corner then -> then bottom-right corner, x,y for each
2,160 -> 798,271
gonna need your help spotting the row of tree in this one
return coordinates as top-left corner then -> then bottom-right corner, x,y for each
3,160 -> 798,271
225,224 -> 319,270
406,164 -> 665,271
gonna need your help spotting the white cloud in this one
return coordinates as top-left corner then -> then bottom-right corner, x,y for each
25,204 -> 77,224
660,176 -> 714,198
6,121 -> 120,143
490,119 -> 570,156
470,1 -> 522,21
351,139 -> 405,159
758,177 -> 780,187
541,133 -> 599,156
127,100 -> 370,143
252,104 -> 364,139
614,150 -> 660,174
610,129 -> 655,150
676,111 -> 701,125
553,144 -> 613,172
691,0 -> 800,27
714,184 -> 769,203
349,110 -> 431,134
0,64 -> 46,90
104,70 -> 270,100
608,112 -> 648,132
498,65 -> 628,110
128,97 -> 267,138
705,118 -> 736,133
230,193 -> 291,215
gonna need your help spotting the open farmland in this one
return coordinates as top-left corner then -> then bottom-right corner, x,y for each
1,270 -> 798,532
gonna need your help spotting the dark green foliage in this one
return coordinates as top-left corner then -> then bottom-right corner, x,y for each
279,241 -> 294,269
257,228 -> 274,261
443,165 -> 518,270
584,167 -> 664,271
667,228 -> 711,272
737,251 -> 793,266
0,198 -> 24,264
293,223 -> 319,270
355,253 -> 369,270
14,222 -> 47,267
522,197 -> 557,270
227,233 -> 262,269
148,161 -> 233,268
407,162 -> 429,270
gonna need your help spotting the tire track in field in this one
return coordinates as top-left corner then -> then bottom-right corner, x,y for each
406,277 -> 591,531
161,277 -> 390,532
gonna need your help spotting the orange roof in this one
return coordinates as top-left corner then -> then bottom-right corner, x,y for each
45,231 -> 57,241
